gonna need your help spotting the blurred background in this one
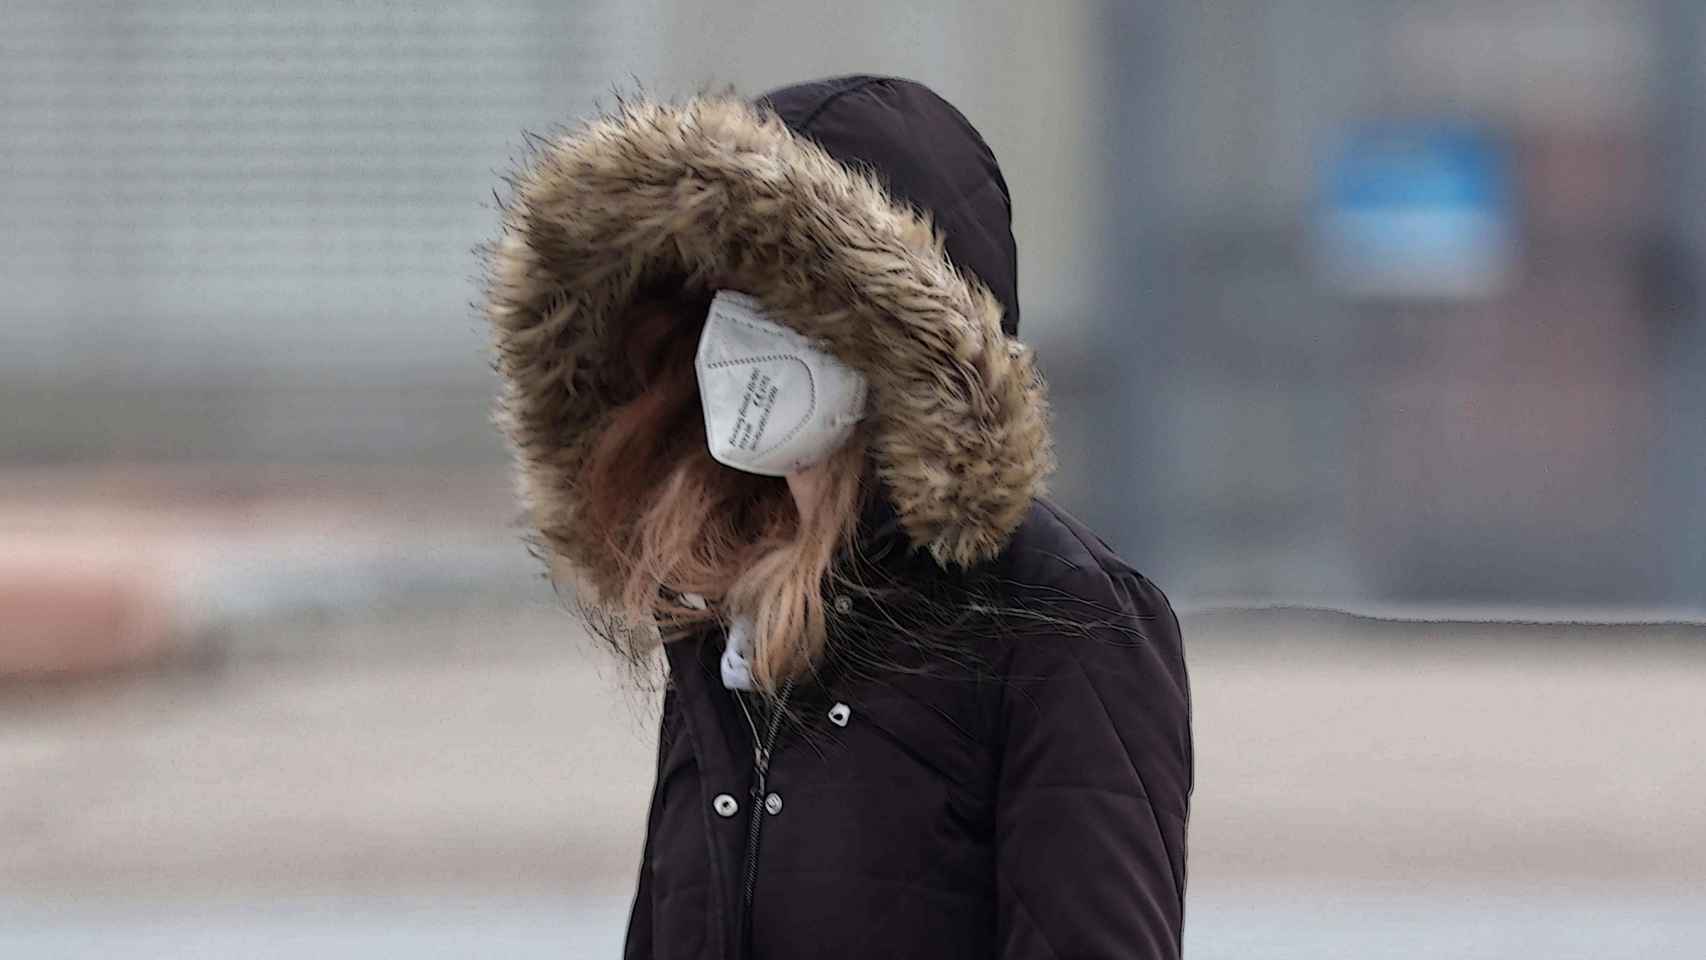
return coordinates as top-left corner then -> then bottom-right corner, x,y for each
4,1 -> 1704,956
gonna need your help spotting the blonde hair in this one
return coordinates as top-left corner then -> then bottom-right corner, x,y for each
569,293 -> 869,692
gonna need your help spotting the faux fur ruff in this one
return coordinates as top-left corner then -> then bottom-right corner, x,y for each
484,94 -> 1053,575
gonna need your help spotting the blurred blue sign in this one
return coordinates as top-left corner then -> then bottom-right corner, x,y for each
1318,122 -> 1515,300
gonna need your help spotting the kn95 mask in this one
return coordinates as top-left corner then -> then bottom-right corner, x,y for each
694,290 -> 868,476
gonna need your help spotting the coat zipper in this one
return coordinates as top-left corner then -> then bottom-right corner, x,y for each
737,678 -> 794,940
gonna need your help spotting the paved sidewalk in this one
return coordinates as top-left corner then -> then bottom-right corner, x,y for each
5,608 -> 1703,902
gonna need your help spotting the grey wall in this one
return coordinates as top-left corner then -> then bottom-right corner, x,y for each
4,0 -> 1699,616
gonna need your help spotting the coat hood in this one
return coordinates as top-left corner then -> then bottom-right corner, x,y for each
484,76 -> 1053,571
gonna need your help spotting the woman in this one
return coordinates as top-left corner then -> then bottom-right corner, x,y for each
485,75 -> 1192,959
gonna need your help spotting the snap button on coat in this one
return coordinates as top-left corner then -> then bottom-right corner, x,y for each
764,792 -> 783,816
713,793 -> 739,818
828,702 -> 851,727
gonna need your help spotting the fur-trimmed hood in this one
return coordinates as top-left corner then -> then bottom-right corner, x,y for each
484,76 -> 1053,574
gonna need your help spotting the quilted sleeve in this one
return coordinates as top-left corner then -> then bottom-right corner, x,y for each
995,566 -> 1192,959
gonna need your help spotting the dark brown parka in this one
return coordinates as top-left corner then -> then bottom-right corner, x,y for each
485,75 -> 1192,960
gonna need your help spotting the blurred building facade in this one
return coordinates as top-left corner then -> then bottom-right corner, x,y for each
1094,0 -> 1704,616
4,0 -> 1701,617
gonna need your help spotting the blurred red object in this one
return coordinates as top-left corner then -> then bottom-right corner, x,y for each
0,541 -> 181,678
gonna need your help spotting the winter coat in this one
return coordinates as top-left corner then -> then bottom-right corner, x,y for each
484,75 -> 1192,959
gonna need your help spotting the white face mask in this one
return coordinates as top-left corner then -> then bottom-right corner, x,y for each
694,290 -> 868,477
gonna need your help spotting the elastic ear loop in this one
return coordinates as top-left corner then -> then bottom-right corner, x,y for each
828,376 -> 870,429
